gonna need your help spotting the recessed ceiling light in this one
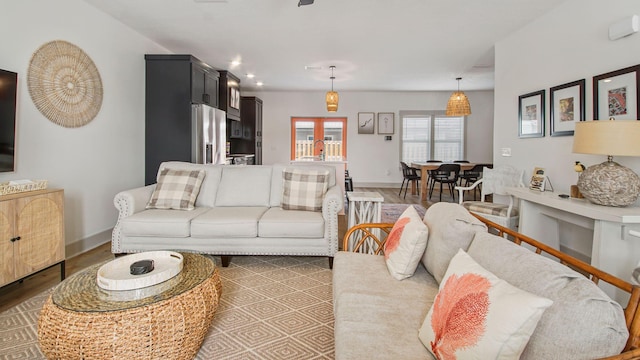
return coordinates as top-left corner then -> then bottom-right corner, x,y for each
305,65 -> 322,70
231,59 -> 241,67
256,82 -> 264,86
246,73 -> 255,79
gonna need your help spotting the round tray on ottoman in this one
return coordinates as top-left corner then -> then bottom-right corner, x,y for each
37,252 -> 222,360
96,251 -> 183,291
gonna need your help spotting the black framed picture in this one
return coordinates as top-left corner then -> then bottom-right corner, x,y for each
593,64 -> 640,120
518,90 -> 545,138
550,79 -> 585,136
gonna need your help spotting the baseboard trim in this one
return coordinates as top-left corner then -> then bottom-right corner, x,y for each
65,229 -> 112,259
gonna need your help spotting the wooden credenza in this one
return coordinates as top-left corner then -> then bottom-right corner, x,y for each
0,189 -> 65,288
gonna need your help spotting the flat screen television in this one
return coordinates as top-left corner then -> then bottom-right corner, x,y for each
0,69 -> 17,173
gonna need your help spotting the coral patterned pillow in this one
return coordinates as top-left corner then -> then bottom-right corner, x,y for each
418,249 -> 553,360
383,205 -> 429,280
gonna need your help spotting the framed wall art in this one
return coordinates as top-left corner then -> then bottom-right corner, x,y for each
377,112 -> 394,134
550,79 -> 585,136
518,90 -> 545,138
357,112 -> 375,134
593,64 -> 640,120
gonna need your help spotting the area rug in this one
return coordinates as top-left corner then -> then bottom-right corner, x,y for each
0,256 -> 334,359
381,203 -> 427,223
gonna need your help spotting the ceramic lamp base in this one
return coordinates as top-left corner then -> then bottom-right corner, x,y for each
577,160 -> 640,207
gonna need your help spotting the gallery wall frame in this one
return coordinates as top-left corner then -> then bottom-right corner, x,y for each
377,112 -> 394,134
550,79 -> 585,136
593,64 -> 640,120
357,112 -> 375,134
518,90 -> 545,138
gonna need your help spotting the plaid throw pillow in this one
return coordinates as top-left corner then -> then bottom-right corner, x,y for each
281,169 -> 329,211
146,168 -> 206,210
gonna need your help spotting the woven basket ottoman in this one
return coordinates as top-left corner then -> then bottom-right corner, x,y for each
37,253 -> 221,360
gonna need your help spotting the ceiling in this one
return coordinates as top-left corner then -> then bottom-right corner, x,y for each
83,0 -> 565,92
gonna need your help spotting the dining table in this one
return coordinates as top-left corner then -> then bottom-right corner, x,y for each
410,162 -> 477,201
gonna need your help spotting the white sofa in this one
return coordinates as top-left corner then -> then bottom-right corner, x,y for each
112,161 -> 343,267
333,203 -> 638,359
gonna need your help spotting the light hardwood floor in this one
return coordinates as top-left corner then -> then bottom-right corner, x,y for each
0,185 -> 455,313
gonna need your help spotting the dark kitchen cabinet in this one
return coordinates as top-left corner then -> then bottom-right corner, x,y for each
144,54 -> 220,185
191,63 -> 219,107
230,96 -> 263,165
218,71 -> 241,120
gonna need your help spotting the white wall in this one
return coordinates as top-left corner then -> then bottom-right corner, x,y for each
494,0 -> 640,205
244,90 -> 494,186
0,0 -> 168,255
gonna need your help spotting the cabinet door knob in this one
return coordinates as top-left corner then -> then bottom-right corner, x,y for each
10,236 -> 20,242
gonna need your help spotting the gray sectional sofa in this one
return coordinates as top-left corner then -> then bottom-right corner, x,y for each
333,203 -> 637,359
112,161 -> 343,267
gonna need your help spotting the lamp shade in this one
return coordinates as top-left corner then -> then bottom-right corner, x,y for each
445,91 -> 471,116
573,120 -> 640,156
326,90 -> 338,112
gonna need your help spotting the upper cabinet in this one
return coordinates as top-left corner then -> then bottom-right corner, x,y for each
218,71 -> 241,120
191,62 -> 219,107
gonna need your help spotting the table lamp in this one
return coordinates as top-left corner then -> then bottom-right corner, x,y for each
572,119 -> 640,206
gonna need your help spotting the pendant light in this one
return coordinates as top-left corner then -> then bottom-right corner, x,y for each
326,66 -> 339,112
445,77 -> 471,116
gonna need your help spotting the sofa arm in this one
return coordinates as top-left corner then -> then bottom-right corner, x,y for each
322,185 -> 343,256
111,184 -> 155,253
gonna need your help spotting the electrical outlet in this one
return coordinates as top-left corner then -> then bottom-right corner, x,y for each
501,148 -> 512,157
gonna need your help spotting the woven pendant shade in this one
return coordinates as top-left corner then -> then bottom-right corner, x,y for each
326,65 -> 338,112
445,77 -> 471,116
326,91 -> 339,112
445,91 -> 471,116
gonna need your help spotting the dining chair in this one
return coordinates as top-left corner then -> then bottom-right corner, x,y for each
425,160 -> 444,190
399,162 -> 421,198
428,163 -> 460,202
456,165 -> 524,231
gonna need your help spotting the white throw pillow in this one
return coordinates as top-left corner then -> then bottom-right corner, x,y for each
418,249 -> 553,360
383,205 -> 429,280
281,168 -> 329,211
146,168 -> 205,210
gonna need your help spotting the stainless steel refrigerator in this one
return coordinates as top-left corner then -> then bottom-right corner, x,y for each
192,104 -> 227,164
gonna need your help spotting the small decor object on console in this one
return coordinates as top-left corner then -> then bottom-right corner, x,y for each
27,40 -> 103,128
529,167 -> 546,192
573,119 -> 640,206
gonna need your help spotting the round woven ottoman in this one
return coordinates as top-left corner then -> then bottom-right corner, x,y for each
37,253 -> 221,360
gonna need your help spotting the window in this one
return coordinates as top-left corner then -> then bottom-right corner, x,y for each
291,117 -> 347,160
400,111 -> 465,163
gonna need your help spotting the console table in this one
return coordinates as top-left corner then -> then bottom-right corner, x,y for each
507,187 -> 640,302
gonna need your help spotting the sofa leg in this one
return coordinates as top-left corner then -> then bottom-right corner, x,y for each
328,256 -> 334,269
221,256 -> 232,267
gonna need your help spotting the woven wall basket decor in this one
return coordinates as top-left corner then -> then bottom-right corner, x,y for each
27,40 -> 103,128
